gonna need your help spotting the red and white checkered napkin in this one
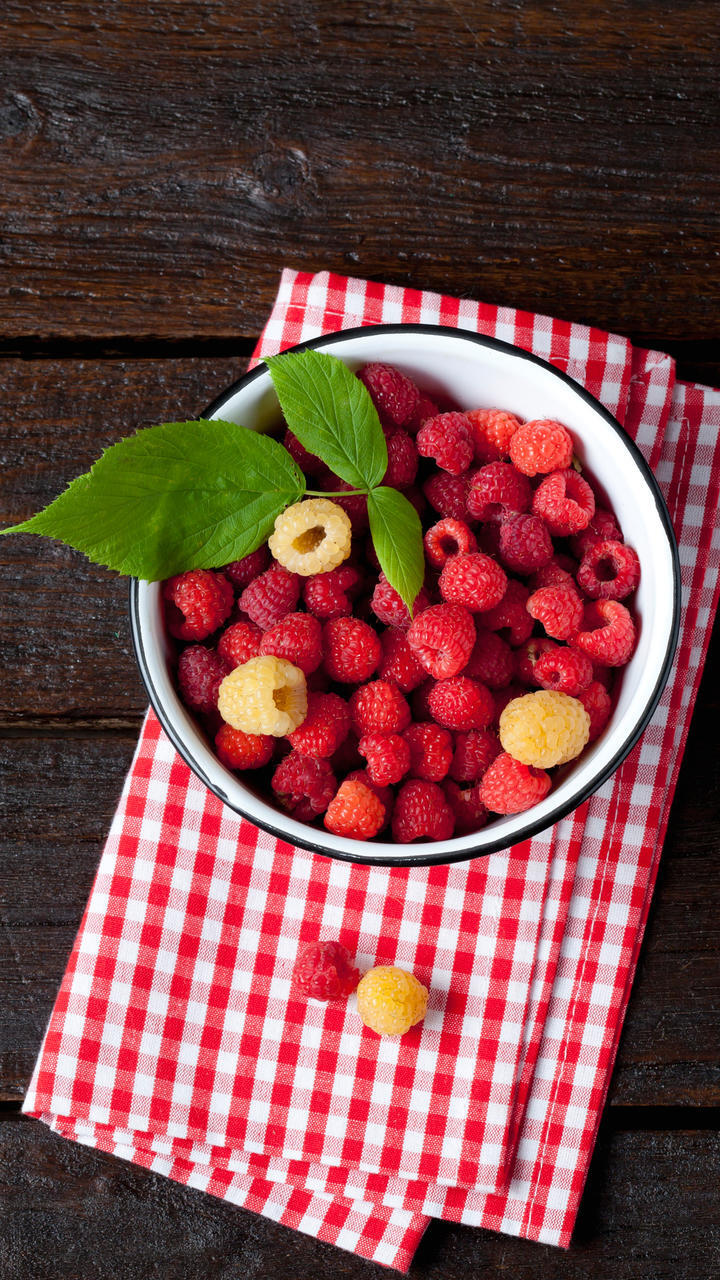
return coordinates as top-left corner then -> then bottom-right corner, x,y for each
24,271 -> 720,1271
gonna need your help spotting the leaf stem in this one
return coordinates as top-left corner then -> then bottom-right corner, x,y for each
305,488 -> 371,498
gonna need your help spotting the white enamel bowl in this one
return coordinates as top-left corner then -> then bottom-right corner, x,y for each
130,325 -> 680,866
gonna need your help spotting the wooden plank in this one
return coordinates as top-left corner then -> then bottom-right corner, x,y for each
1,1114 -> 718,1279
1,2 -> 719,341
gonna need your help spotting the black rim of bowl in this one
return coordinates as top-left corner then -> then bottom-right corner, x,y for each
129,323 -> 682,868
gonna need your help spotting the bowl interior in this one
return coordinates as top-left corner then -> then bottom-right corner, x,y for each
132,326 -> 679,865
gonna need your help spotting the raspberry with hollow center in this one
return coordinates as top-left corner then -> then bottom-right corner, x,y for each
466,461 -> 532,523
215,723 -> 274,771
356,966 -> 429,1036
428,676 -> 495,731
392,780 -> 455,843
271,751 -> 336,820
499,690 -> 590,767
269,498 -> 352,576
532,469 -> 595,537
350,680 -> 411,737
402,722 -> 454,782
406,602 -> 476,679
527,584 -> 584,641
371,572 -> 431,630
479,752 -> 552,814
578,680 -> 613,742
223,547 -> 270,590
442,779 -> 489,833
423,471 -> 472,521
323,616 -> 382,683
218,655 -> 307,736
449,729 -> 502,782
164,569 -> 234,641
303,565 -> 363,620
417,412 -> 475,474
292,939 -> 360,1000
509,418 -> 574,476
259,612 -> 323,675
498,513 -> 554,574
571,600 -> 637,667
577,540 -> 641,600
217,618 -> 263,667
534,646 -> 593,696
465,408 -> 522,463
287,691 -> 350,758
383,429 -> 418,488
378,627 -> 428,693
479,579 -> 533,646
324,779 -> 386,840
239,563 -> 301,630
439,552 -> 507,612
358,732 -> 411,786
177,646 -> 231,714
358,362 -> 420,429
424,518 -> 477,569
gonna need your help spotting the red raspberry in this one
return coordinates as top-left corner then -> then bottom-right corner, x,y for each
528,556 -> 576,593
392,779 -> 455,843
323,617 -> 382,683
282,427 -> 324,477
239,564 -> 301,630
358,362 -> 420,429
358,732 -> 411,786
534,646 -> 593,696
259,612 -> 323,675
466,462 -> 532,523
479,752 -> 552,814
350,680 -> 411,736
320,473 -> 369,533
442,779 -> 489,833
223,547 -> 270,591
577,540 -> 641,601
407,391 -> 440,436
287,692 -> 350,757
378,628 -> 428,693
404,485 -> 427,521
532,469 -> 595,537
215,723 -> 274,770
371,572 -> 431,629
527,584 -> 584,641
402,722 -> 454,782
424,518 -> 477,570
465,408 -> 521,463
330,730 -> 362,774
577,681 -> 613,742
493,682 -> 527,723
480,579 -> 533,646
592,664 -> 613,690
324,778 -> 387,840
406,603 -> 476,679
217,618 -> 263,667
439,552 -> 507,613
345,769 -> 393,828
570,508 -> 623,560
449,729 -> 502,782
271,751 -> 336,821
417,412 -> 474,475
164,570 -> 234,641
303,565 -> 363,620
411,679 -> 435,722
383,429 -> 418,489
177,645 -> 231,714
498,513 -> 553,574
514,637 -> 558,685
509,419 -> 574,476
571,600 -> 637,667
464,626 -> 514,689
292,939 -> 360,1000
428,676 -> 494,731
423,471 -> 472,521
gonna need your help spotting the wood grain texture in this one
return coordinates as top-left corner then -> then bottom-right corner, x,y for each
1,1 -> 719,343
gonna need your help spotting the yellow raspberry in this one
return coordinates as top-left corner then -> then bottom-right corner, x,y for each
499,689 -> 590,769
218,656 -> 307,737
268,498 -> 352,576
356,966 -> 428,1036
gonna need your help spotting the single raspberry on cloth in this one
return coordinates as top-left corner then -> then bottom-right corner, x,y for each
239,563 -> 301,629
479,578 -> 534,646
358,362 -> 420,429
417,412 -> 475,474
527,583 -> 584,641
422,471 -> 472,521
571,600 -> 637,666
358,732 -> 411,786
428,675 -> 495,731
532,468 -> 596,537
350,680 -> 411,736
356,966 -> 429,1035
479,752 -> 552,814
323,616 -> 382,683
271,751 -> 336,820
164,569 -> 234,641
406,602 -> 476,679
449,729 -> 502,782
383,429 -> 418,488
223,546 -> 270,590
509,418 -> 574,476
498,513 -> 554,574
392,779 -> 455,843
287,692 -> 350,758
303,565 -> 363,620
215,723 -> 274,771
465,408 -> 522,463
402,722 -> 454,782
324,778 -> 387,840
423,517 -> 477,569
577,540 -> 641,600
442,779 -> 489,833
177,646 -> 231,714
292,939 -> 360,1000
466,461 -> 532,523
378,627 -> 428,692
259,612 -> 323,675
439,552 -> 507,612
217,618 -> 263,667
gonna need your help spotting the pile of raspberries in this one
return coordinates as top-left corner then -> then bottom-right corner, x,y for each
162,361 -> 641,844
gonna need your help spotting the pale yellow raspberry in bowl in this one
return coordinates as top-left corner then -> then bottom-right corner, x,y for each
218,655 -> 307,736
499,689 -> 590,769
356,965 -> 428,1036
269,498 -> 352,576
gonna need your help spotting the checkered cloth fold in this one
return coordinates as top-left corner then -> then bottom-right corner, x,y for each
24,271 -> 720,1271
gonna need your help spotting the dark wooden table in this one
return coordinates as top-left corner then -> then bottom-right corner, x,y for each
2,3 -> 719,1276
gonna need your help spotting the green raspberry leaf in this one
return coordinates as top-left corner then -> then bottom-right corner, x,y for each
367,486 -> 425,615
266,348 -> 388,490
2,419 -> 305,580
